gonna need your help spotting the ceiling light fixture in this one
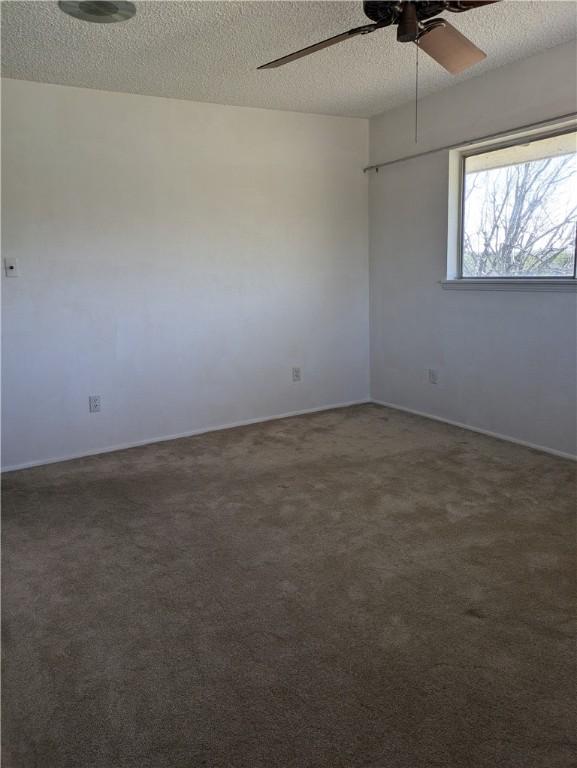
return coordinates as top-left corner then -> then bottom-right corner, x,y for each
58,1 -> 136,24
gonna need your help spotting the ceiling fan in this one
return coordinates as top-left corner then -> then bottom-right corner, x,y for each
258,1 -> 498,75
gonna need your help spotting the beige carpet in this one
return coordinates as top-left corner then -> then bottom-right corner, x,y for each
2,404 -> 575,768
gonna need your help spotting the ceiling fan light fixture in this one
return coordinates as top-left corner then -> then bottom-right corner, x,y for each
58,1 -> 136,24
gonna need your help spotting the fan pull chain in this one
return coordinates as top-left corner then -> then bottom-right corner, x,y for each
415,36 -> 419,144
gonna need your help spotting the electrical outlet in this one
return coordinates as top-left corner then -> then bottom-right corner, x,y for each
4,258 -> 19,277
88,395 -> 101,413
292,366 -> 302,383
427,368 -> 439,385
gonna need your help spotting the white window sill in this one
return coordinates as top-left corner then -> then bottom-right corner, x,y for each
441,279 -> 577,292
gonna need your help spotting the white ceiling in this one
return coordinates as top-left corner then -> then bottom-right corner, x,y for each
2,0 -> 576,118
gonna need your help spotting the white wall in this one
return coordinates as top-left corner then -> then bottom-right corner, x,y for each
1,79 -> 369,469
4,41 -> 576,469
369,42 -> 577,457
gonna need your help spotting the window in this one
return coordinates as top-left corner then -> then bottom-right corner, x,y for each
459,130 -> 577,279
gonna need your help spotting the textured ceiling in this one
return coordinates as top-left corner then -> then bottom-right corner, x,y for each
2,0 -> 576,117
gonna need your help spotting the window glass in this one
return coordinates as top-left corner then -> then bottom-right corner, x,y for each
462,132 -> 577,278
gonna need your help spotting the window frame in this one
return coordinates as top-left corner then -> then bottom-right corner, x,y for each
445,121 -> 577,290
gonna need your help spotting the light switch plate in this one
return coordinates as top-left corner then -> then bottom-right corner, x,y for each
4,258 -> 19,277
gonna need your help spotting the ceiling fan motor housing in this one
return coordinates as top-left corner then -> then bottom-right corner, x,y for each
363,1 -> 455,25
362,1 -> 398,24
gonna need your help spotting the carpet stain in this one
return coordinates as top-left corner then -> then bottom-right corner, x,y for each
464,608 -> 486,619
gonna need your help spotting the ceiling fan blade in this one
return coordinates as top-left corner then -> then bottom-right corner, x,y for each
258,23 -> 382,69
417,20 -> 486,74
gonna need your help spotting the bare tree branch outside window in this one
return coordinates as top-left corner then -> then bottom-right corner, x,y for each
462,138 -> 577,278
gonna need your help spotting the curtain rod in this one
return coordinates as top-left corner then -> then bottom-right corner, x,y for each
363,111 -> 577,173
